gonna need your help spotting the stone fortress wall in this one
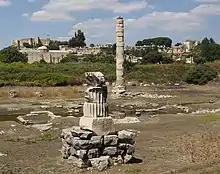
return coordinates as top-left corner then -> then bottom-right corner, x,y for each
20,49 -> 70,64
12,37 -> 105,64
12,37 -> 50,50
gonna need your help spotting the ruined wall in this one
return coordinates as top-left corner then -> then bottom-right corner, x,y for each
20,50 -> 69,64
61,127 -> 136,171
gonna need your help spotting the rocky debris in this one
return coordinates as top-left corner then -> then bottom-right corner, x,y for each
67,156 -> 90,168
0,130 -> 5,135
40,105 -> 50,109
0,152 -> 7,157
142,93 -> 175,99
113,117 -> 140,124
9,90 -> 18,98
65,104 -> 83,110
109,111 -> 126,119
35,91 -> 43,97
135,111 -> 141,116
29,123 -> 52,132
7,108 -> 20,111
61,127 -> 136,171
192,108 -> 220,114
111,90 -> 176,99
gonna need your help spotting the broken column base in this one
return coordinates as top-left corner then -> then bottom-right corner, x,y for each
79,117 -> 115,135
61,127 -> 136,171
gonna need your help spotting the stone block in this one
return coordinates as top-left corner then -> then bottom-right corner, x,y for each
76,150 -> 87,160
112,155 -> 123,165
118,130 -> 135,144
79,117 -> 115,136
61,128 -> 73,145
71,126 -> 95,139
87,148 -> 100,159
118,143 -> 126,155
72,137 -> 101,150
123,154 -> 133,164
69,146 -> 77,156
103,147 -> 118,156
90,156 -> 111,171
104,135 -> 118,146
61,146 -> 70,159
67,156 -> 90,168
118,130 -> 136,139
91,136 -> 104,145
127,144 -> 135,155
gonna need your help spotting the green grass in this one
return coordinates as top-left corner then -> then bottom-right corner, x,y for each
38,133 -> 58,141
125,169 -> 142,174
200,114 -> 220,122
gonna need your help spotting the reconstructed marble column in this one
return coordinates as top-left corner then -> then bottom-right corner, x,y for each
79,72 -> 114,135
83,86 -> 108,118
116,16 -> 125,87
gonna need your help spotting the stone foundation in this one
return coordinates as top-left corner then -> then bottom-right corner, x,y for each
61,126 -> 136,171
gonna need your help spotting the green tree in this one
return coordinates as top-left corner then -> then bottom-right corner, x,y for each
60,53 -> 79,63
0,46 -> 28,63
141,51 -> 163,64
183,64 -> 217,85
68,37 -> 77,48
195,37 -> 220,63
68,30 -> 86,48
48,40 -> 60,50
136,37 -> 172,48
75,30 -> 86,47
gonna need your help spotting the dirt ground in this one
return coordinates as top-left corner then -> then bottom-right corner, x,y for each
1,85 -> 220,174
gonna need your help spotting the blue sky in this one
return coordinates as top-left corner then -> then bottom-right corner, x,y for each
0,0 -> 220,48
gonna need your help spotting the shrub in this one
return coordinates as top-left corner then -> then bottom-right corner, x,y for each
183,64 -> 218,85
0,46 -> 28,63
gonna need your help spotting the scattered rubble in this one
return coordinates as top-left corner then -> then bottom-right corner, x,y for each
0,130 -> 5,135
9,90 -> 18,98
0,152 -> 7,157
192,108 -> 220,114
35,91 -> 43,97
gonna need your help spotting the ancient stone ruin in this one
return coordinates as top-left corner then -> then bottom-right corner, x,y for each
112,16 -> 126,96
61,72 -> 136,171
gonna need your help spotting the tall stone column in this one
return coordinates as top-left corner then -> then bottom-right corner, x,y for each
112,16 -> 126,96
116,16 -> 125,86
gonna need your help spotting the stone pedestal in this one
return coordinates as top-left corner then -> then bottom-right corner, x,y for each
79,117 -> 115,135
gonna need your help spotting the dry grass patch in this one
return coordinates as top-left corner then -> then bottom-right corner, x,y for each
0,86 -> 84,98
178,131 -> 220,163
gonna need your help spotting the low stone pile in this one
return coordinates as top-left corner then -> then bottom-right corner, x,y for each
61,126 -> 136,171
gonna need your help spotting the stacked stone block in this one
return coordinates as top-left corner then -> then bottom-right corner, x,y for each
61,126 -> 136,171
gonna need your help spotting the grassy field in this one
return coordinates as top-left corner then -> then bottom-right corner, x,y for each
0,62 -> 190,86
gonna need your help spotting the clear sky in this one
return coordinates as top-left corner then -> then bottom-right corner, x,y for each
0,0 -> 220,48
